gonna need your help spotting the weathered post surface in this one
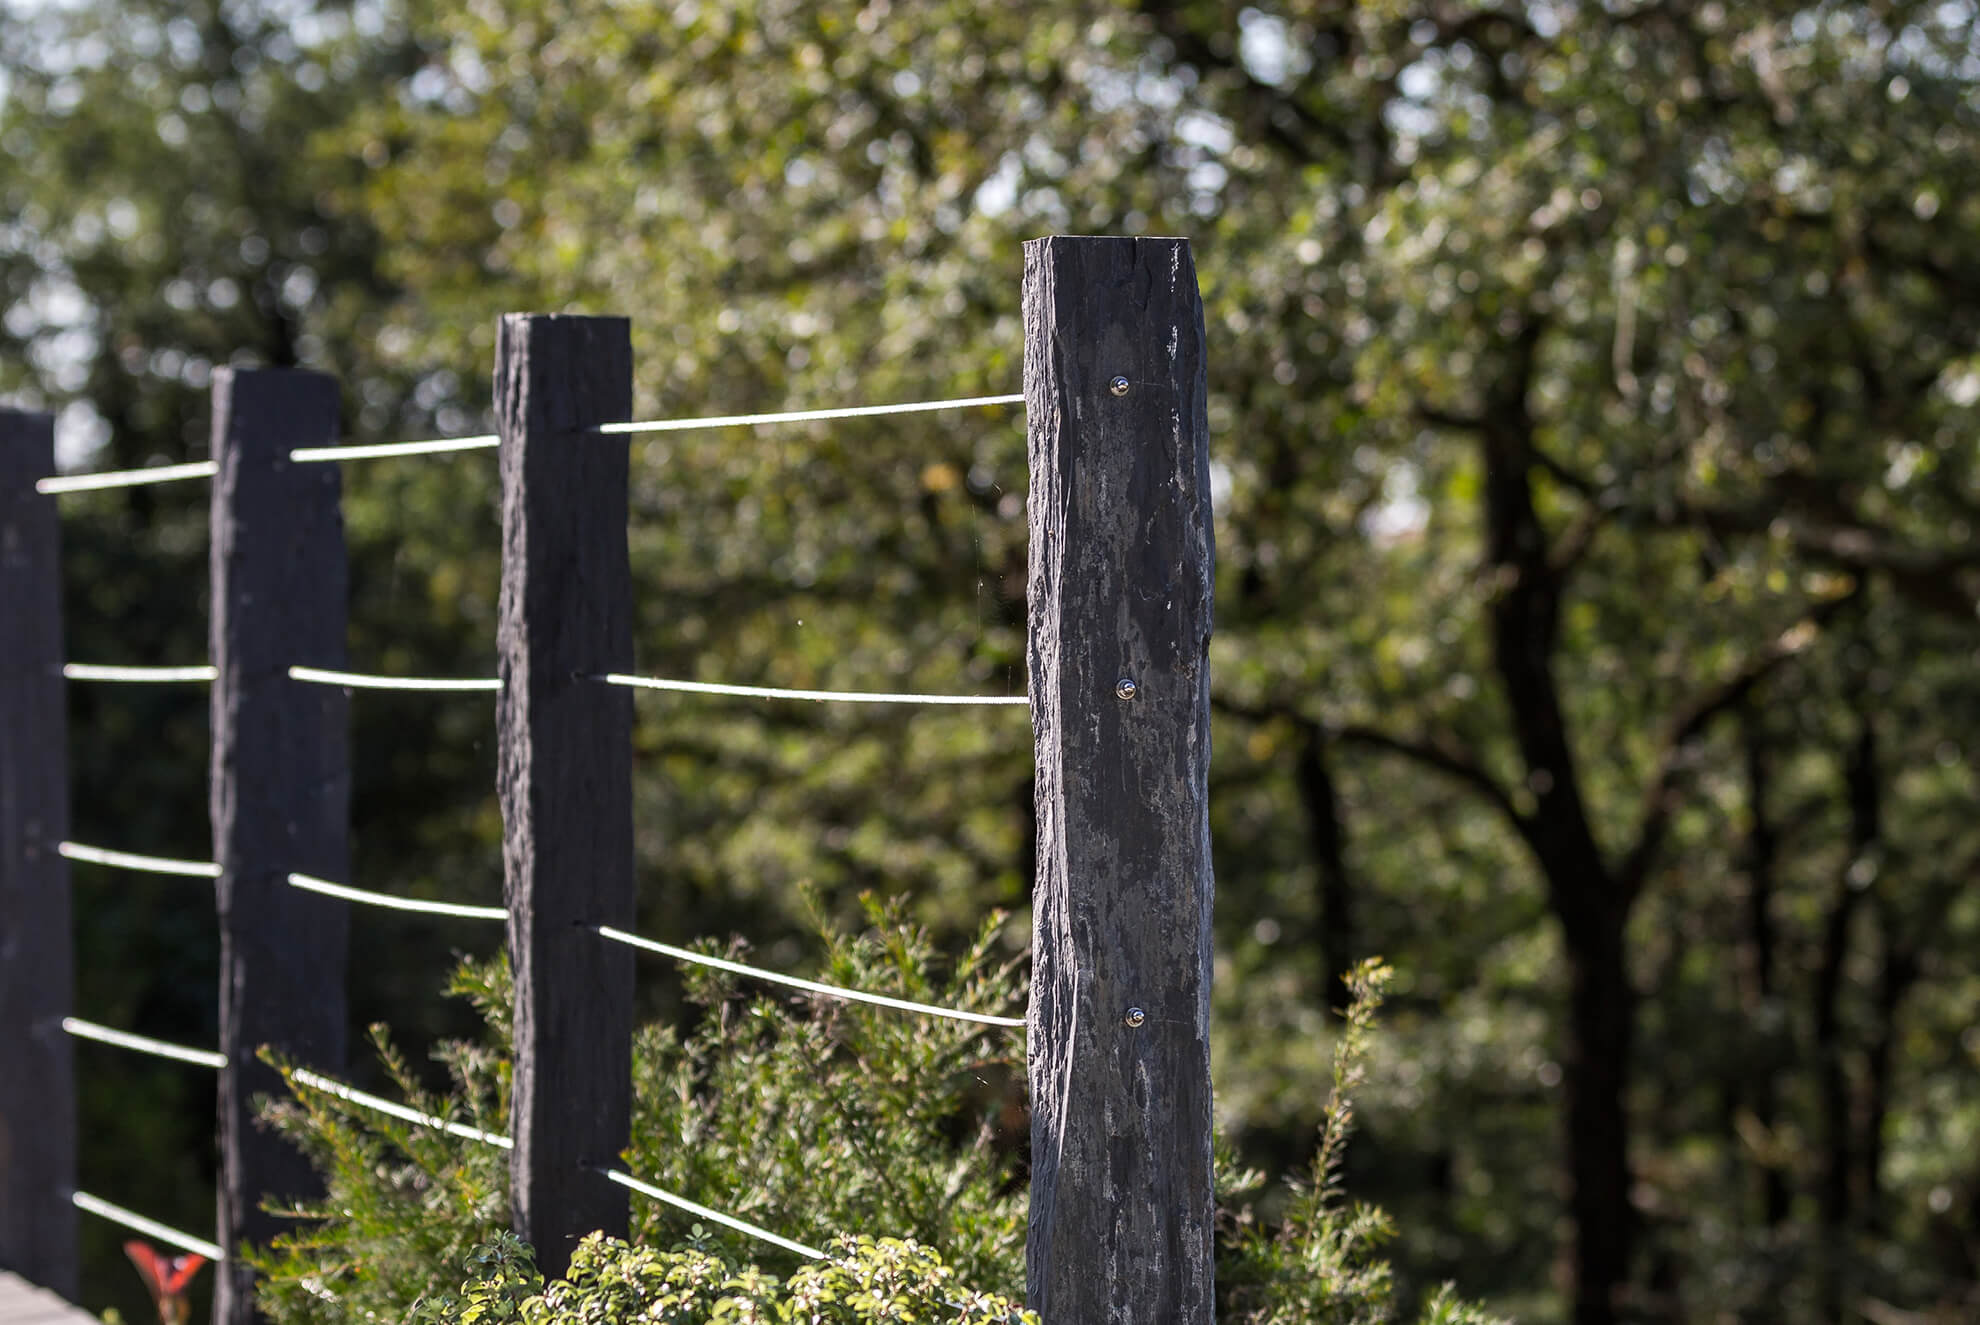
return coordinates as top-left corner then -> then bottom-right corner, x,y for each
0,410 -> 77,1296
1022,236 -> 1216,1324
494,314 -> 636,1277
209,369 -> 350,1325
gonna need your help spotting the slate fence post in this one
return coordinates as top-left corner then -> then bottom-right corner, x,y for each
0,408 -> 78,1297
208,368 -> 352,1325
1021,235 -> 1217,1324
493,314 -> 637,1279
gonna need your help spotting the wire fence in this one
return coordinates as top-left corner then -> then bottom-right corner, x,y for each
13,250 -> 1212,1319
33,379 -> 1039,1291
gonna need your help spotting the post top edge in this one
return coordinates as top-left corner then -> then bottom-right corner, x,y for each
1024,234 -> 1191,245
497,312 -> 632,325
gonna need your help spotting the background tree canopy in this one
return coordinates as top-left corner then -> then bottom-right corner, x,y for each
4,0 -> 1978,1321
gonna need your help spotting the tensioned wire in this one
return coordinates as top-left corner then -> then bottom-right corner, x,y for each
275,872 -> 1017,1027
288,1068 -> 510,1149
60,841 -> 220,878
598,673 -> 1028,707
72,1191 -> 225,1261
290,434 -> 498,462
285,664 -> 1025,707
36,461 -> 217,494
595,926 -> 1026,1029
285,1068 -> 818,1259
595,1168 -> 824,1260
284,392 -> 1026,464
35,392 -> 1023,485
287,872 -> 508,920
595,392 -> 1024,436
288,665 -> 503,693
63,663 -> 217,683
63,1017 -> 228,1069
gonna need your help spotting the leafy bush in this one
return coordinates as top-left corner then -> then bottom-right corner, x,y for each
247,905 -> 1503,1324
408,1231 -> 1033,1324
1220,961 -> 1506,1325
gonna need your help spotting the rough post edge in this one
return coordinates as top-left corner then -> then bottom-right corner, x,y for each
0,410 -> 78,1295
494,314 -> 636,1278
1022,236 -> 1217,1324
209,370 -> 350,1325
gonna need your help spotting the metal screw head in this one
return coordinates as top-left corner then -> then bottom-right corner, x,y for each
1109,375 -> 1131,397
1124,1007 -> 1146,1028
1114,677 -> 1138,701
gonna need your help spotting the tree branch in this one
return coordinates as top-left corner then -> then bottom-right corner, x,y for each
1331,721 -> 1532,839
1211,695 -> 1531,842
1617,590 -> 1856,899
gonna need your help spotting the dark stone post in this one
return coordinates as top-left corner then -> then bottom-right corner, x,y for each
209,369 -> 350,1325
1022,236 -> 1217,1324
494,315 -> 636,1277
0,409 -> 77,1295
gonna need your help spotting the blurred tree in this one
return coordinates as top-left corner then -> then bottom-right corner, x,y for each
5,1 -> 1979,1322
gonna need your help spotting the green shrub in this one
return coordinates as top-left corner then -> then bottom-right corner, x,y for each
408,1230 -> 1034,1324
1219,961 -> 1507,1325
247,905 -> 1504,1325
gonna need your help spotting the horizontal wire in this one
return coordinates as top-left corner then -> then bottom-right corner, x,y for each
287,872 -> 508,921
288,665 -> 502,693
63,1017 -> 228,1069
290,435 -> 499,463
291,1068 -> 824,1265
596,926 -> 1026,1029
596,393 -> 1024,436
72,1191 -> 225,1261
64,663 -> 217,683
288,1068 -> 511,1149
597,1168 -> 824,1260
284,392 -> 1023,463
598,673 -> 1029,707
37,461 -> 218,494
60,841 -> 220,878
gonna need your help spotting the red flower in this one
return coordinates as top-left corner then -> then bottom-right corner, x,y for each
123,1240 -> 208,1325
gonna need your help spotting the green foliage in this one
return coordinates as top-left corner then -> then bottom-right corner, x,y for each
250,930 -> 1500,1324
245,900 -> 1033,1321
1223,961 -> 1507,1325
409,1231 -> 1035,1325
623,892 -> 1029,1294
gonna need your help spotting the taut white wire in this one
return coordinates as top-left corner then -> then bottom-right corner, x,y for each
288,1068 -> 511,1149
63,1017 -> 228,1069
59,841 -> 221,879
37,461 -> 218,494
72,1191 -> 225,1261
595,926 -> 1026,1029
596,393 -> 1024,436
64,663 -> 217,683
283,1071 -> 813,1263
287,872 -> 508,921
290,435 -> 498,463
599,673 -> 1029,707
598,1168 -> 824,1260
288,665 -> 502,693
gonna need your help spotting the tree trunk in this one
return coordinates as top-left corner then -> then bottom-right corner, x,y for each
1860,890 -> 1920,1235
1473,333 -> 1639,1325
1814,698 -> 1879,1315
1738,708 -> 1791,1229
1296,722 -> 1355,1017
1557,897 -> 1635,1325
